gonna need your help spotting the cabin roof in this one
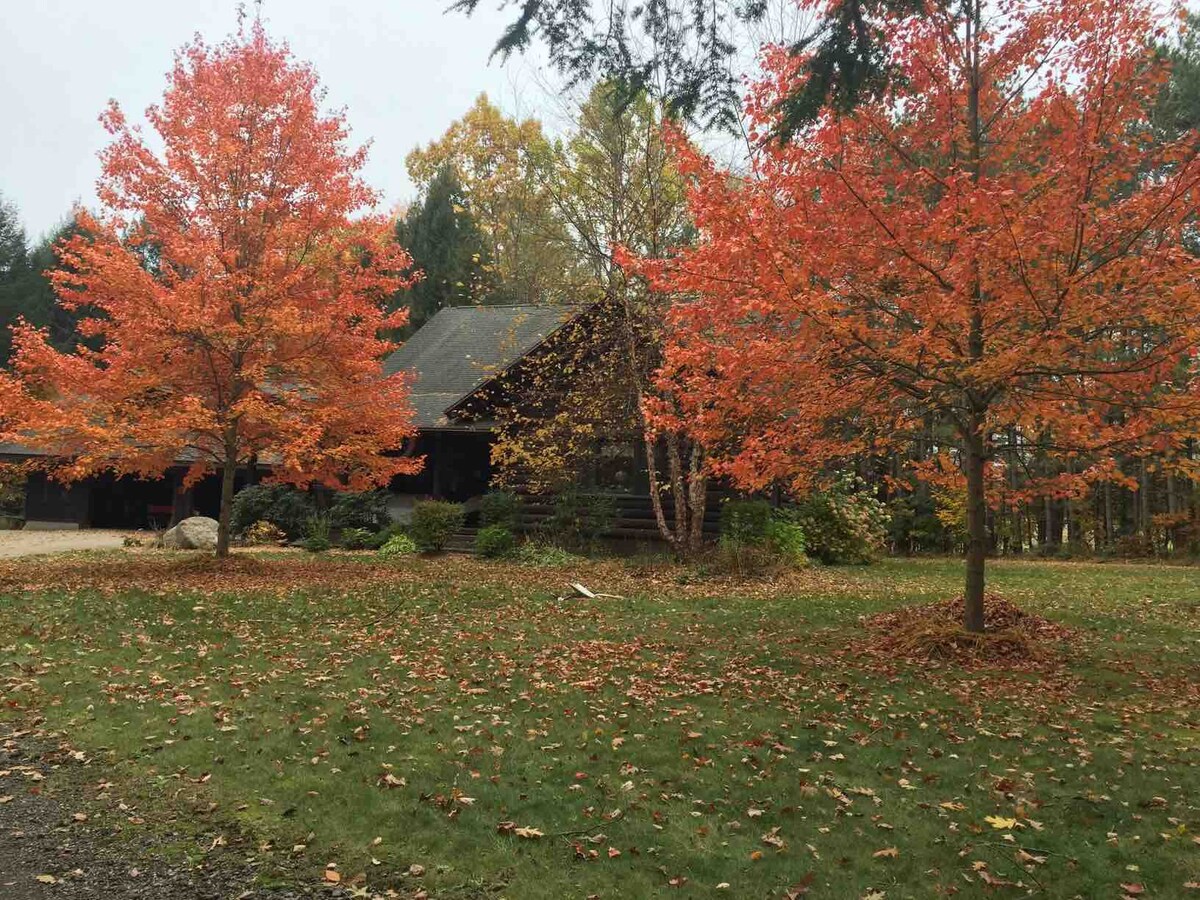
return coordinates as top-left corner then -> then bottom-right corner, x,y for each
0,305 -> 585,464
383,304 -> 582,429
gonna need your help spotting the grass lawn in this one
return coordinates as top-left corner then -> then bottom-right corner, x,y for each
1,552 -> 1198,898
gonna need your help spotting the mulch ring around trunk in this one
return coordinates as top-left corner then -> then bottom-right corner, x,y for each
858,593 -> 1078,668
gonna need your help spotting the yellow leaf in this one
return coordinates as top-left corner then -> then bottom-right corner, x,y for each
985,816 -> 1019,830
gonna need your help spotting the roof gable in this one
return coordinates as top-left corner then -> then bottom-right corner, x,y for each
383,305 -> 581,428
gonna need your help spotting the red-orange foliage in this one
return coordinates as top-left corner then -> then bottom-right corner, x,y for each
0,23 -> 421,555
629,0 -> 1200,628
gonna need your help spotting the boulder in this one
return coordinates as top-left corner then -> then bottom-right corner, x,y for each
162,516 -> 220,551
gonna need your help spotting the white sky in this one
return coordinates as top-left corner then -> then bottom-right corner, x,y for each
0,0 -> 553,241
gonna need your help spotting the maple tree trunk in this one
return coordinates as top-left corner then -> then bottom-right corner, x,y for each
215,425 -> 239,558
216,455 -> 237,558
961,0 -> 987,634
963,422 -> 988,633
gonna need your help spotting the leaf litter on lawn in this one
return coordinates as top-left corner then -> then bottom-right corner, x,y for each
1,553 -> 1198,897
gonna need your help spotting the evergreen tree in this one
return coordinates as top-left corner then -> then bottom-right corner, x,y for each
1156,13 -> 1200,137
24,217 -> 95,354
393,166 -> 492,331
453,0 -> 925,137
0,196 -> 36,366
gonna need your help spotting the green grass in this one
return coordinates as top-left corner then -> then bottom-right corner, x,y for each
1,553 -> 1198,898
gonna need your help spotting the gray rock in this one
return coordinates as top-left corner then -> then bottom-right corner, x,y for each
162,516 -> 220,550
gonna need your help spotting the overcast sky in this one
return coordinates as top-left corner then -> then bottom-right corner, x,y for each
1,0 -> 553,241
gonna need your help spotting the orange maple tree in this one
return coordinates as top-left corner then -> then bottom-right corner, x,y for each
629,0 -> 1200,629
0,23 -> 421,556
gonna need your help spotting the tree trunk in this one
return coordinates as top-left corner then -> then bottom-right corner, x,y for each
215,423 -> 239,559
685,442 -> 708,554
963,419 -> 988,633
962,0 -> 987,634
644,430 -> 707,558
1139,458 -> 1151,540
1167,471 -> 1178,550
1103,481 -> 1114,548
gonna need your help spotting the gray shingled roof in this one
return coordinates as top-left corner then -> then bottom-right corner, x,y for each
383,304 -> 581,429
0,443 -> 41,458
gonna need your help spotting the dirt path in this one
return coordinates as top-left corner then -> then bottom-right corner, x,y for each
0,530 -> 133,559
0,732 -> 333,899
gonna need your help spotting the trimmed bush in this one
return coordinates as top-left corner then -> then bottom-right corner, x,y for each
329,490 -> 391,533
475,524 -> 515,558
231,483 -> 315,539
410,500 -> 465,552
480,490 -> 521,528
379,533 -> 418,558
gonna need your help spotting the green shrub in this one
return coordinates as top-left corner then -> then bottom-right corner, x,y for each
243,520 -> 286,546
328,490 -> 391,533
480,490 -> 521,528
549,491 -> 614,549
231,483 -> 315,539
475,524 -> 515,558
719,499 -> 774,548
339,526 -> 376,550
410,500 -> 465,552
0,464 -> 25,516
791,475 -> 889,564
766,516 -> 808,566
715,499 -> 809,574
299,514 -> 332,552
515,542 -> 583,567
364,522 -> 407,550
379,533 -> 418,558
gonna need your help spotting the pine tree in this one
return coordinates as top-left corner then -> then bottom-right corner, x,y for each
392,166 -> 492,332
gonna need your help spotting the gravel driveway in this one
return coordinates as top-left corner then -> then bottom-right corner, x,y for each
0,530 -> 133,559
0,733 -> 324,900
